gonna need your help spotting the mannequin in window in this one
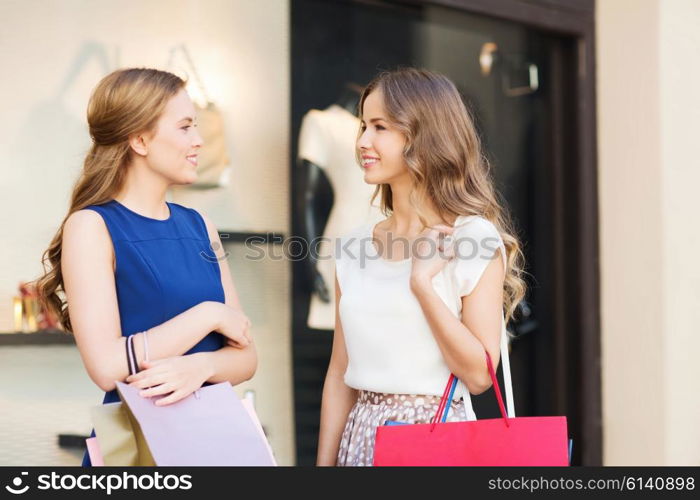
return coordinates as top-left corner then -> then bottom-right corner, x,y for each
296,83 -> 382,331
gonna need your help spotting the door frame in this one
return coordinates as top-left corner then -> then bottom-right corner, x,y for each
289,0 -> 601,465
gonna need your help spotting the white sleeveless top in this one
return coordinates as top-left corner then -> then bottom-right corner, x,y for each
335,215 -> 515,419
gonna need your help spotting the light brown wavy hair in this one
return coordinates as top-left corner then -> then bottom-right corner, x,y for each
35,68 -> 186,332
358,68 -> 526,323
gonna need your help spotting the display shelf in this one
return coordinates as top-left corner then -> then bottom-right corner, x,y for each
217,231 -> 285,244
0,330 -> 74,345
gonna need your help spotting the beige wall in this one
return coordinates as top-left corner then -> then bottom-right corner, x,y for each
0,0 -> 295,465
597,0 -> 700,465
659,0 -> 700,466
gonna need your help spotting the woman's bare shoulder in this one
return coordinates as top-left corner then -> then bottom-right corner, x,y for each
63,209 -> 109,239
62,209 -> 114,267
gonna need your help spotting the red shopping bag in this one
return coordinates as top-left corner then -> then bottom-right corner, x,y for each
373,352 -> 569,466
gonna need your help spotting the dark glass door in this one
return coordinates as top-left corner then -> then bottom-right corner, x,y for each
291,0 -> 581,465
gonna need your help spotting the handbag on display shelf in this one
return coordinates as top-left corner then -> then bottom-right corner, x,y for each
373,323 -> 570,466
167,44 -> 231,189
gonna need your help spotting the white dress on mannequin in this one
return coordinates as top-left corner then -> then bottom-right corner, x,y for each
298,104 -> 383,330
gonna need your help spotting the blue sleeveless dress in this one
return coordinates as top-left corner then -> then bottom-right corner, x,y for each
80,199 -> 226,466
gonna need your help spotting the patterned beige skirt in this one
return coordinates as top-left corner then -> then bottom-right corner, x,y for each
336,389 -> 467,466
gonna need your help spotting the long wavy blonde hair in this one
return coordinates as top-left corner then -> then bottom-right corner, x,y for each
358,68 -> 526,323
35,68 -> 186,332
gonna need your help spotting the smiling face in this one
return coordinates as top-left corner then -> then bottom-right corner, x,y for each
134,88 -> 203,185
357,89 -> 410,186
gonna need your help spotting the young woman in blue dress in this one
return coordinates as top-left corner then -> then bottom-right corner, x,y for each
36,68 -> 256,465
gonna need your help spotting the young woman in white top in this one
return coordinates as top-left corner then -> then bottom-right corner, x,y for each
317,68 -> 526,466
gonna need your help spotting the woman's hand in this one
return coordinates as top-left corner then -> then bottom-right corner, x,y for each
125,354 -> 212,406
212,303 -> 252,348
410,224 -> 455,292
225,338 -> 253,348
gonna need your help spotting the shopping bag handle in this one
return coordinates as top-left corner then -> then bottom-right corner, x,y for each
485,351 -> 510,427
167,44 -> 212,104
433,351 -> 510,428
125,334 -> 139,376
430,374 -> 457,430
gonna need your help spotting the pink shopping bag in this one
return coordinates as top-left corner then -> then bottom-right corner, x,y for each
85,437 -> 104,466
115,381 -> 275,466
374,352 -> 569,466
